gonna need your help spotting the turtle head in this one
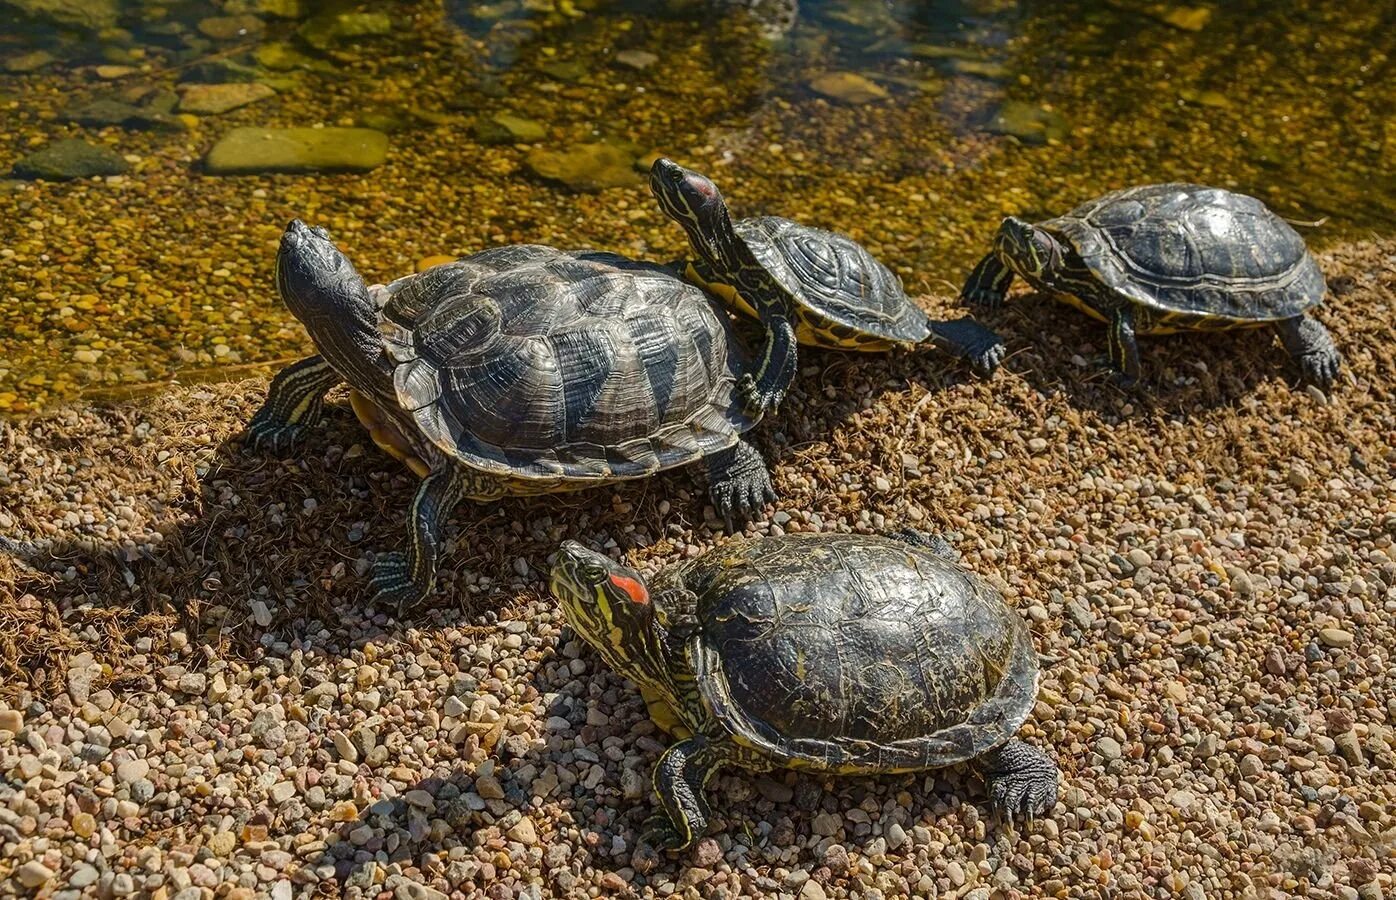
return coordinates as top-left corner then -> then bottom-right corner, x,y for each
995,216 -> 1060,280
551,541 -> 656,677
275,220 -> 373,326
649,158 -> 735,262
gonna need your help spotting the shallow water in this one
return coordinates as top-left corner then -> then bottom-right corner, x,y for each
1,0 -> 1392,413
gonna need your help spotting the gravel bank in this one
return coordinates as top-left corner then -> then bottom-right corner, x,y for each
1,239 -> 1393,898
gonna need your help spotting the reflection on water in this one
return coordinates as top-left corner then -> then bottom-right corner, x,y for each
0,0 -> 1392,413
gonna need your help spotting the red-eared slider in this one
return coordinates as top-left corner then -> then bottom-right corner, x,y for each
248,221 -> 776,614
550,530 -> 1058,850
650,158 -> 1005,417
960,183 -> 1341,387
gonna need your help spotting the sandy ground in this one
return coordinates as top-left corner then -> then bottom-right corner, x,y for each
1,239 -> 1394,898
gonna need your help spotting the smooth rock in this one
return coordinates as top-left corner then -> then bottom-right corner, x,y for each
986,101 -> 1070,144
65,98 -> 185,132
808,71 -> 888,104
16,860 -> 54,888
473,112 -> 545,144
13,139 -> 130,180
298,11 -> 392,50
0,709 -> 22,733
178,83 -> 276,115
3,50 -> 56,73
614,49 -> 658,70
525,141 -> 637,192
204,127 -> 389,175
197,14 -> 265,40
1,0 -> 118,30
1319,628 -> 1354,648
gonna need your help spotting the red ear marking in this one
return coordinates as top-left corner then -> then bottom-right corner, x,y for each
609,574 -> 649,605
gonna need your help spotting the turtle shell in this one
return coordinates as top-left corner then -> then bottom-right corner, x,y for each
720,216 -> 932,345
671,533 -> 1038,772
1042,183 -> 1326,321
376,246 -> 757,482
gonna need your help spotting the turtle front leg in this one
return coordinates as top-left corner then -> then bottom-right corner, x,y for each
960,252 -> 1014,311
246,356 -> 343,452
739,316 -> 798,418
372,468 -> 504,616
978,738 -> 1060,821
1277,313 -> 1341,388
705,437 -> 775,529
887,527 -> 960,561
1104,306 -> 1143,387
643,735 -> 728,851
925,316 -> 1007,377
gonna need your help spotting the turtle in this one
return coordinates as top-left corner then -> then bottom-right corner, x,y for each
549,529 -> 1059,850
649,158 -> 1006,417
959,182 -> 1342,387
247,220 -> 777,614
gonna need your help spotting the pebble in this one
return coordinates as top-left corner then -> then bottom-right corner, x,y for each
1319,627 -> 1355,648
204,127 -> 389,175
16,861 -> 54,888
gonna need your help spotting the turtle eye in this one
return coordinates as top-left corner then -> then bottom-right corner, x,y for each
579,560 -> 608,583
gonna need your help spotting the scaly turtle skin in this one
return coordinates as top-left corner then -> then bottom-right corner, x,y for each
550,530 -> 1058,850
650,159 -> 1005,417
248,221 -> 776,614
960,183 -> 1341,387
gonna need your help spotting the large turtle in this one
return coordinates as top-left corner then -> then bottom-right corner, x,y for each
960,183 -> 1342,387
247,221 -> 776,614
550,530 -> 1059,850
649,158 -> 1005,417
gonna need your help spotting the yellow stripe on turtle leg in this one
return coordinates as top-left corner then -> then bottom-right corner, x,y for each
247,356 -> 343,451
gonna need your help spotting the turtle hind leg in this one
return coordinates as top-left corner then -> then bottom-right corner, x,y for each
979,739 -> 1059,821
925,316 -> 1006,377
887,528 -> 960,562
644,736 -> 727,851
705,438 -> 775,529
1277,314 -> 1341,388
246,356 -> 343,452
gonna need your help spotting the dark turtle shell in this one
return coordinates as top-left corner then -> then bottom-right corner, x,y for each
708,216 -> 932,345
377,246 -> 757,482
1043,183 -> 1326,321
672,533 -> 1037,772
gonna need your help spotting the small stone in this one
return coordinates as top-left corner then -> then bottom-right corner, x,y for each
800,881 -> 828,900
4,0 -> 119,30
0,709 -> 22,733
473,112 -> 546,144
808,71 -> 888,104
198,14 -> 265,39
177,672 -> 207,695
70,863 -> 99,887
116,758 -> 150,783
443,695 -> 468,717
4,50 -> 56,73
985,101 -> 1070,145
525,141 -> 638,192
1319,628 -> 1354,648
811,811 -> 842,836
404,789 -> 434,810
16,861 -> 54,888
1097,736 -> 1123,760
1239,754 -> 1264,777
614,49 -> 659,70
507,817 -> 538,844
755,778 -> 793,803
475,774 -> 505,799
72,812 -> 97,837
208,831 -> 237,856
270,781 -> 296,803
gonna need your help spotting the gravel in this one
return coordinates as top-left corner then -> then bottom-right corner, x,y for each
1,240 -> 1394,897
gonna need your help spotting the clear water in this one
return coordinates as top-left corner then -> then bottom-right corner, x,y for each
1,0 -> 1392,413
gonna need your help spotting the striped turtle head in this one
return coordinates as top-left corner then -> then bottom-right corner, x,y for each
276,220 -> 373,329
649,158 -> 736,266
995,216 -> 1061,281
550,541 -> 657,679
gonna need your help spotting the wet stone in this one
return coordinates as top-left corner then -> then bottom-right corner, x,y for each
12,139 -> 130,181
204,127 -> 389,175
985,101 -> 1070,145
525,141 -> 638,192
178,83 -> 276,115
808,71 -> 889,104
2,0 -> 119,31
473,112 -> 546,144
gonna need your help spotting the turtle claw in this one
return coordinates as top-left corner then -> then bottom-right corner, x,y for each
371,552 -> 423,617
960,284 -> 1007,312
988,771 -> 1057,822
737,373 -> 784,419
1299,349 -> 1341,390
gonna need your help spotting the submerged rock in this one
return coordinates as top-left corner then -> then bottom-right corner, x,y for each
808,71 -> 889,104
3,49 -> 57,73
473,112 -> 546,144
204,126 -> 389,174
613,49 -> 658,71
197,14 -> 266,40
525,141 -> 638,192
64,98 -> 186,131
178,83 -> 276,115
1,0 -> 119,31
298,11 -> 393,50
985,101 -> 1070,145
13,139 -> 129,180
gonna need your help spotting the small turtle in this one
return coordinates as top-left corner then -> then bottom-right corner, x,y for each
550,530 -> 1058,850
248,221 -> 776,613
960,183 -> 1341,387
649,158 -> 1005,417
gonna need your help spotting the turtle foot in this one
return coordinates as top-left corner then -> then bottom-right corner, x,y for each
707,442 -> 776,530
1298,349 -> 1341,390
982,739 -> 1059,822
371,552 -> 426,617
737,373 -> 784,420
959,285 -> 1007,312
